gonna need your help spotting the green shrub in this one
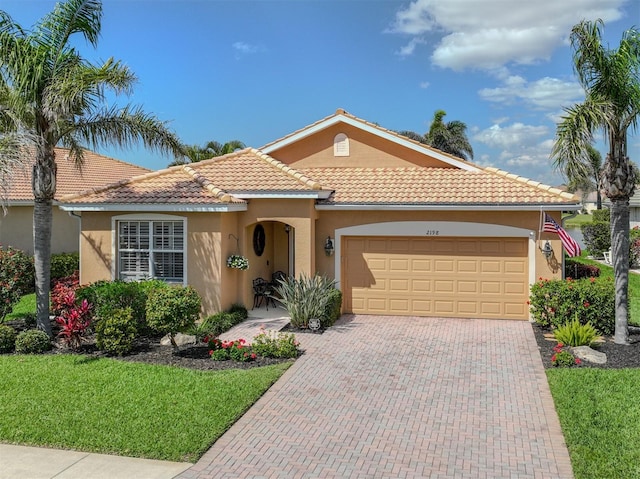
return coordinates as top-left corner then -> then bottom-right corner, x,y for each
77,280 -> 158,331
553,318 -> 599,346
0,324 -> 17,353
50,253 -> 79,283
274,274 -> 336,329
194,311 -> 239,341
0,278 -> 21,321
322,288 -> 342,328
0,245 -> 35,295
228,303 -> 248,320
95,307 -> 138,356
564,259 -> 600,279
529,277 -> 615,335
146,285 -> 201,348
592,209 -> 610,222
15,329 -> 51,354
251,329 -> 299,358
581,221 -> 610,256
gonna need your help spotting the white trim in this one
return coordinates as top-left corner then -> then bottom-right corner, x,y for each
231,191 -> 333,199
111,214 -> 188,286
316,203 -> 580,211
334,221 -> 536,318
60,203 -> 247,212
262,114 -> 479,172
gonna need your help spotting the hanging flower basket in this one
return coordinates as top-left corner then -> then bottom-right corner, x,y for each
227,254 -> 249,270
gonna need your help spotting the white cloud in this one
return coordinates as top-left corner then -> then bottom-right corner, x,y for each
419,81 -> 430,89
479,75 -> 584,110
397,37 -> 426,57
387,0 -> 625,70
232,41 -> 265,56
474,122 -> 549,150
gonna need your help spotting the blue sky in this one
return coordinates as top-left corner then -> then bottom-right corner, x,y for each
4,0 -> 640,186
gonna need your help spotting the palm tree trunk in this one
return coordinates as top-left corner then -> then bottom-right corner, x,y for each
32,157 -> 56,337
610,198 -> 630,344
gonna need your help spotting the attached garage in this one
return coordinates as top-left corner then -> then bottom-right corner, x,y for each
342,235 -> 529,320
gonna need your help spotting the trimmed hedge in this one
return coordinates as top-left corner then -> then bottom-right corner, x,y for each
564,259 -> 600,279
322,288 -> 343,328
15,329 -> 51,354
95,307 -> 137,356
50,253 -> 79,283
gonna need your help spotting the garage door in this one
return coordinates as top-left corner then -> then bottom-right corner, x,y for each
342,236 -> 529,320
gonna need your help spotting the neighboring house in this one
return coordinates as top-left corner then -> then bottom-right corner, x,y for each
626,187 -> 640,228
574,189 -> 599,213
0,148 -> 150,254
59,109 -> 580,320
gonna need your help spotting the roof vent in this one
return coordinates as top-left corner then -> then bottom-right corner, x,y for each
333,133 -> 349,157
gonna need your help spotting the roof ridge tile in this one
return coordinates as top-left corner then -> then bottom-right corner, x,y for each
181,165 -> 233,202
483,166 -> 580,202
250,148 -> 323,190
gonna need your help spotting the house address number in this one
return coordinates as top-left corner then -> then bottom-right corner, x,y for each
425,230 -> 440,236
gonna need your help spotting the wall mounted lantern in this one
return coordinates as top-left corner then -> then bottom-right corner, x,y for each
540,240 -> 553,259
324,236 -> 335,256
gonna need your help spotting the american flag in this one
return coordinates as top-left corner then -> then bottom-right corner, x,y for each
543,213 -> 581,257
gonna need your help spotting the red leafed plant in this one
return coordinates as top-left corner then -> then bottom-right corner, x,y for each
55,290 -> 92,350
51,272 -> 80,316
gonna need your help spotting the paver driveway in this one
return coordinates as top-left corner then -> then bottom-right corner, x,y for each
177,315 -> 573,479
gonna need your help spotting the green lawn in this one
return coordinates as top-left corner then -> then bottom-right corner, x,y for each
548,368 -> 640,479
4,292 -> 36,321
0,355 -> 290,462
563,213 -> 592,227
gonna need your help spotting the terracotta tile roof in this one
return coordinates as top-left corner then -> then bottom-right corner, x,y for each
60,148 -> 327,205
302,166 -> 578,205
5,147 -> 151,202
190,148 -> 324,192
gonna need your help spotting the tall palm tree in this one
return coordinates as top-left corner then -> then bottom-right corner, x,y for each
552,19 -> 640,345
171,139 -> 246,166
398,110 -> 474,161
566,144 -> 603,210
0,0 -> 184,335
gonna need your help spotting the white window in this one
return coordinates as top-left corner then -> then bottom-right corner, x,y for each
333,133 -> 349,157
117,219 -> 185,283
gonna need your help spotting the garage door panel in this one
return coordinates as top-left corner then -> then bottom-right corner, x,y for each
343,236 -> 528,320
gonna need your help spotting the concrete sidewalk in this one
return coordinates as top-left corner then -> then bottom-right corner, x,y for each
0,443 -> 192,479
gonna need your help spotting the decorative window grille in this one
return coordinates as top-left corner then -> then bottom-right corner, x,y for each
117,220 -> 184,283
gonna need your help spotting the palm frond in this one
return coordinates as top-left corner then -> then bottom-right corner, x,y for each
34,0 -> 101,55
69,104 -> 186,160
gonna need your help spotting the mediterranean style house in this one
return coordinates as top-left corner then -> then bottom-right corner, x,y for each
1,148 -> 150,254
59,110 -> 580,320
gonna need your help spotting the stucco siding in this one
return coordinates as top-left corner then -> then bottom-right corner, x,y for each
0,205 -> 79,254
273,123 -> 454,169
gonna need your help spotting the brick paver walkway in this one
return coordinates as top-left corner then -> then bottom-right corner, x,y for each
176,315 -> 573,479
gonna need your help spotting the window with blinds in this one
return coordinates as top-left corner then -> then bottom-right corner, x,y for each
117,220 -> 184,283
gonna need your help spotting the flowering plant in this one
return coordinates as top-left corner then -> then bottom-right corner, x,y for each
207,337 -> 256,362
226,254 -> 249,270
55,290 -> 92,350
252,327 -> 300,358
551,343 -> 581,367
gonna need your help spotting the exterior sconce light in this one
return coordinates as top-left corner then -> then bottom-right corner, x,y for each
324,236 -> 335,256
541,240 -> 553,259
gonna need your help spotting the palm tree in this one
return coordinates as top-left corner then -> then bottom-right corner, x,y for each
565,144 -> 603,210
171,140 -> 245,166
552,19 -> 640,345
0,0 -> 184,335
398,110 -> 474,161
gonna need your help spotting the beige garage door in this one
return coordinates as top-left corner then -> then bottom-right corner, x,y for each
343,236 -> 529,320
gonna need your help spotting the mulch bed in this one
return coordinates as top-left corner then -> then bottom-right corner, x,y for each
43,337 -> 296,372
532,323 -> 640,369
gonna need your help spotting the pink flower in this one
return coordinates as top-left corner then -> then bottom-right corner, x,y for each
583,301 -> 590,308
575,358 -> 582,365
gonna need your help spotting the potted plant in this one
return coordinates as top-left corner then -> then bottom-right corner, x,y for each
227,254 -> 249,270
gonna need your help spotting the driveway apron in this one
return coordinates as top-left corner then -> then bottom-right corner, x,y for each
177,315 -> 573,479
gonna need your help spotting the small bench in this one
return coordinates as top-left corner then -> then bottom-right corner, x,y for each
603,250 -> 612,264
